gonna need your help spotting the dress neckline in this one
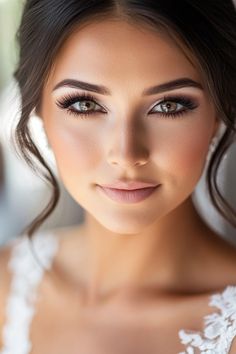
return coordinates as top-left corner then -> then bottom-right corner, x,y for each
40,230 -> 236,353
16,230 -> 236,354
178,284 -> 236,353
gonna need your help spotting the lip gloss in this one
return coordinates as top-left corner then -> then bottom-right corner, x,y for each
96,185 -> 159,204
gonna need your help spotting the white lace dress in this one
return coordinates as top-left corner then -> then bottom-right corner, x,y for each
0,231 -> 236,354
0,232 -> 59,354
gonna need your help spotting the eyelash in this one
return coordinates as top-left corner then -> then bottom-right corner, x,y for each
55,92 -> 198,119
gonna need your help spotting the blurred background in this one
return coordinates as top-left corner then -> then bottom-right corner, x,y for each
0,0 -> 235,246
0,0 -> 84,244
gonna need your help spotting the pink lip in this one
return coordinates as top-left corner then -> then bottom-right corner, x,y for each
96,185 -> 160,204
100,180 -> 159,190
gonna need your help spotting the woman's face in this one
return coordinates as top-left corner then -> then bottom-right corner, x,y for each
40,19 -> 219,234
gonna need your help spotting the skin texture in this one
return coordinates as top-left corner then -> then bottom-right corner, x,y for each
3,17 -> 236,354
39,19 -> 227,306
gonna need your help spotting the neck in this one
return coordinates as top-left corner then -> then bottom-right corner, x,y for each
71,196 -> 210,304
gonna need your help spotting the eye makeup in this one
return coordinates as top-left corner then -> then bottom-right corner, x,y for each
55,91 -> 199,120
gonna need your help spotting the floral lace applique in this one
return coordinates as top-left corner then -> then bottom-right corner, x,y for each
2,232 -> 236,354
0,232 -> 59,354
178,285 -> 236,354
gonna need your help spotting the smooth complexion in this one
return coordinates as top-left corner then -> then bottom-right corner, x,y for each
39,19 -> 236,308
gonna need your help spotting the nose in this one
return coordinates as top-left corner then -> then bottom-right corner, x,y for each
107,119 -> 150,168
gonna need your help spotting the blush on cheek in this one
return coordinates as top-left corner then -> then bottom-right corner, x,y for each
51,127 -> 101,171
155,131 -> 210,179
180,144 -> 209,182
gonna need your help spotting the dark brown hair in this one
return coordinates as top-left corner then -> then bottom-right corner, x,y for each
14,0 -> 236,239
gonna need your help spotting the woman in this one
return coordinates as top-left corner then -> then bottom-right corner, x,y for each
0,0 -> 236,353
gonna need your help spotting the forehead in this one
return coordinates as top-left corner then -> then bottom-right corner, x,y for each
48,19 -> 202,92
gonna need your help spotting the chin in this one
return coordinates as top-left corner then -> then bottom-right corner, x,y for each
90,211 -> 162,236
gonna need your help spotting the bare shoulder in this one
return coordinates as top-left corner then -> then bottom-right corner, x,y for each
204,231 -> 236,290
0,238 -> 22,347
229,336 -> 236,353
0,239 -> 15,306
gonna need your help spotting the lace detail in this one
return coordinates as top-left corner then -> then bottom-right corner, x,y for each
178,285 -> 236,354
2,231 -> 236,354
0,232 -> 59,354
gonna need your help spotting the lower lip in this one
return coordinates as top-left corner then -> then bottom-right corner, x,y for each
96,185 -> 160,204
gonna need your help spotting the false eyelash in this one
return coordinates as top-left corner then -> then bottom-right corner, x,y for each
150,95 -> 199,119
55,92 -> 199,119
162,95 -> 198,110
56,92 -> 97,109
55,92 -> 104,117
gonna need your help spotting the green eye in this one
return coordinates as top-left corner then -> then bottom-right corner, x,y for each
71,100 -> 99,112
149,96 -> 198,119
155,101 -> 182,113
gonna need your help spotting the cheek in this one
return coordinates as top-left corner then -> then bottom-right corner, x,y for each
43,102 -> 214,189
47,120 -> 102,178
170,131 -> 207,168
150,118 -> 212,181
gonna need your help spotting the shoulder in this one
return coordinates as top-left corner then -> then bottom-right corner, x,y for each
0,238 -> 21,305
198,231 -> 236,291
204,285 -> 236,353
0,234 -> 52,347
0,237 -> 22,347
229,336 -> 236,353
215,285 -> 236,354
179,285 -> 236,353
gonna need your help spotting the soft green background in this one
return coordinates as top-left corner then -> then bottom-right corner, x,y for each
0,0 -> 23,91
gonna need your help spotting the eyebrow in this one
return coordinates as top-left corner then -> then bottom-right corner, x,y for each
52,77 -> 204,96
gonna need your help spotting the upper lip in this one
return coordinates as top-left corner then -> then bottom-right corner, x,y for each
98,180 -> 159,190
